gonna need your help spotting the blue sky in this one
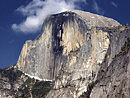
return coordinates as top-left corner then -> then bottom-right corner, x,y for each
0,0 -> 130,68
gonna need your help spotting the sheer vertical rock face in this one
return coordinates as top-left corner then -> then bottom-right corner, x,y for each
16,10 -> 129,98
90,27 -> 130,98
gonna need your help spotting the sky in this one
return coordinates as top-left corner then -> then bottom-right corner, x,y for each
0,0 -> 130,68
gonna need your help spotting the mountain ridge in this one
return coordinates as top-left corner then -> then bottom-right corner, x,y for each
1,10 -> 130,98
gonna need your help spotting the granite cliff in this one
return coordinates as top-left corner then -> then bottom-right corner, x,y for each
1,10 -> 130,98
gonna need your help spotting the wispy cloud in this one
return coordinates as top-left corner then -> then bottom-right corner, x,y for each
12,0 -> 87,34
111,1 -> 118,8
92,0 -> 104,15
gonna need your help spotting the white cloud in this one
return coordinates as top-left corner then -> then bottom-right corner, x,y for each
92,0 -> 104,15
111,1 -> 118,8
12,0 -> 87,34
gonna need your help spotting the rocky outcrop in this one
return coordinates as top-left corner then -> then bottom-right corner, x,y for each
90,27 -> 130,98
0,65 -> 52,98
14,10 -> 130,98
0,65 -> 27,98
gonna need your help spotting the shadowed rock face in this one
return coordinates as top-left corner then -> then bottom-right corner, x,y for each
16,10 -> 130,98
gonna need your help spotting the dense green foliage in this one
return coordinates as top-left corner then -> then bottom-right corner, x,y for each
0,67 -> 23,82
18,78 -> 52,98
0,66 -> 52,98
32,81 -> 52,98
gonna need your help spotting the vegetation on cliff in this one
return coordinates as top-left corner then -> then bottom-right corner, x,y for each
0,66 -> 52,98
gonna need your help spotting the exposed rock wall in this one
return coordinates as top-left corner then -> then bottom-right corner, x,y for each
90,26 -> 130,98
15,10 -> 130,98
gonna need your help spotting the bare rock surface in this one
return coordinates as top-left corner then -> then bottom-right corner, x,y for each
1,10 -> 130,98
16,10 -> 121,97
